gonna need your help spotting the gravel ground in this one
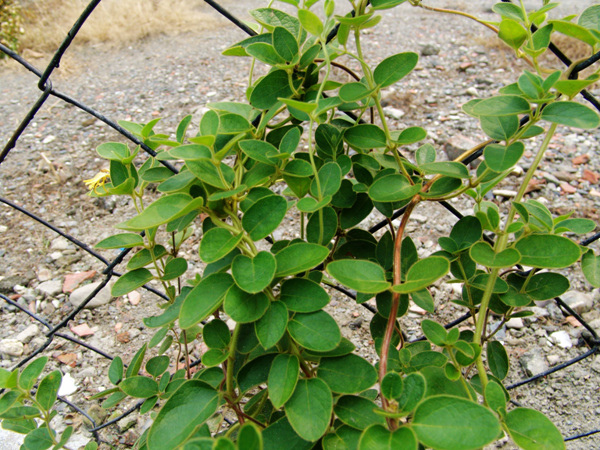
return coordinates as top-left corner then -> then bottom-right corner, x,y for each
1,1 -> 600,448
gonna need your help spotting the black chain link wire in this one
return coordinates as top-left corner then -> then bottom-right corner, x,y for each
0,0 -> 599,444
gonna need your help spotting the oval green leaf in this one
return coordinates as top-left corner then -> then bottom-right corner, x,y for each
471,95 -> 531,117
268,354 -> 299,409
96,233 -> 144,249
368,174 -> 420,203
179,273 -> 234,329
232,251 -> 276,293
113,269 -> 153,296
242,195 -> 288,241
373,52 -> 419,88
392,256 -> 450,294
255,301 -> 288,348
280,278 -> 330,312
412,395 -> 501,450
275,243 -> 329,277
470,242 -> 521,268
358,425 -> 418,450
317,354 -> 378,394
541,101 -> 600,129
147,380 -> 219,450
505,407 -> 564,450
285,378 -> 332,442
514,234 -> 581,269
288,310 -> 341,352
199,228 -> 243,263
344,124 -> 387,150
326,260 -> 391,294
224,285 -> 269,323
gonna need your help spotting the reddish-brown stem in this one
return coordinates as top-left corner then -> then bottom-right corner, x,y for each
379,199 -> 418,427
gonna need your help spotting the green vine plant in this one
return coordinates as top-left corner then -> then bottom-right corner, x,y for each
3,0 -> 600,449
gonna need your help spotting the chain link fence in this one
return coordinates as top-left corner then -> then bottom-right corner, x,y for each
1,0 -> 599,446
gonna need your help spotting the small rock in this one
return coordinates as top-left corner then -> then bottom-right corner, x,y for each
0,225 -> 7,233
466,87 -> 478,96
58,372 -> 78,396
550,330 -> 572,349
128,291 -> 141,306
560,182 -> 577,194
36,267 -> 53,282
506,318 -> 524,329
582,168 -> 599,184
36,280 -> 62,297
70,323 -> 95,337
50,237 -> 69,250
117,415 -> 137,433
87,404 -> 108,426
0,339 -> 24,357
383,107 -> 405,120
69,281 -> 114,309
16,324 -> 39,344
493,189 -> 518,198
561,291 -> 594,314
520,348 -> 548,376
76,367 -> 97,379
444,134 -> 478,162
50,251 -> 63,260
0,275 -> 31,294
63,271 -> 96,293
572,154 -> 590,165
547,354 -> 561,365
421,43 -> 441,56
42,135 -> 56,144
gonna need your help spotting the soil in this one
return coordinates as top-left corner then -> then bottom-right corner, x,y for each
1,1 -> 600,448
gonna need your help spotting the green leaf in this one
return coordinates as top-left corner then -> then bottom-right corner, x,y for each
238,423 -> 263,450
286,378 -> 332,441
358,425 -> 418,450
202,319 -> 230,349
239,140 -> 281,166
391,256 -> 450,294
554,75 -> 600,98
268,354 -> 299,409
554,218 -> 596,234
273,26 -> 299,61
95,233 -> 144,249
317,354 -> 377,394
262,419 -> 312,450
335,395 -> 385,430
541,101 -> 600,129
250,70 -> 295,110
298,9 -> 324,35
306,206 -> 338,245
326,260 -> 391,294
169,144 -> 211,160
524,272 -> 569,300
420,162 -> 470,179
471,95 -> 531,116
179,273 -> 234,328
162,258 -> 187,281
479,115 -> 520,141
147,380 -> 219,450
112,269 -> 153,297
371,0 -> 408,10
186,159 -> 234,189
344,125 -> 387,149
582,251 -> 600,287
484,142 -> 524,172
19,357 -> 48,391
450,216 -> 482,251
311,162 -> 342,198
238,354 -> 277,393
421,320 -> 448,346
549,20 -> 597,46
394,126 -> 427,145
275,243 -> 329,277
280,278 -> 329,312
117,194 -> 203,231
146,356 -> 170,378
255,301 -> 288,348
381,372 -> 403,401
247,42 -> 286,66
199,228 -> 243,263
487,340 -> 509,380
125,344 -> 147,378
232,251 -> 276,294
339,82 -> 375,102
485,379 -> 507,415
514,234 -> 581,268
127,246 -> 167,270
368,174 -> 420,203
288,310 -> 341,352
505,407 -> 565,449
373,52 -> 418,88
243,195 -> 287,242
498,18 -> 528,50
470,242 -> 521,268
108,357 -> 123,385
224,285 -> 269,323
120,376 -> 159,398
36,370 -> 62,411
411,289 -> 434,313
492,3 -> 526,21
97,142 -> 130,162
416,144 -> 436,165
412,395 -> 501,450
23,427 -> 54,450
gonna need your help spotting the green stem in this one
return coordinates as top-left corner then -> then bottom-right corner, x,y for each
226,324 -> 242,400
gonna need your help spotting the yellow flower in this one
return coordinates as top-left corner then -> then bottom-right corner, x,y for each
84,169 -> 110,194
